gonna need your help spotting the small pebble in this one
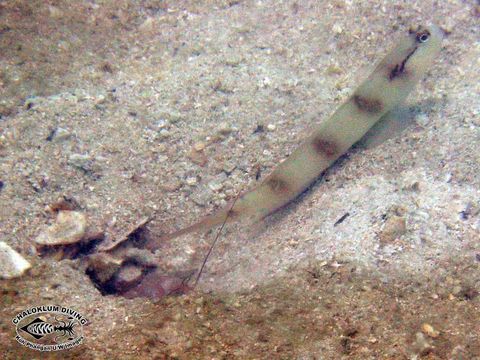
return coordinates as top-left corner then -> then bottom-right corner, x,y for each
48,5 -> 64,19
35,210 -> 87,245
195,297 -> 205,305
24,98 -> 36,110
0,241 -> 31,279
48,127 -> 71,142
421,323 -> 440,338
416,113 -> 430,126
139,17 -> 156,32
218,122 -> 232,135
94,94 -> 106,106
155,119 -> 168,128
191,189 -> 210,206
332,23 -> 343,34
55,127 -> 71,140
159,129 -> 170,138
222,161 -> 236,174
326,64 -> 343,75
87,253 -> 123,283
186,177 -> 197,186
379,215 -> 407,245
194,142 -> 206,151
208,181 -> 223,192
188,149 -> 208,166
68,153 -> 92,170
114,264 -> 144,292
266,124 -> 276,131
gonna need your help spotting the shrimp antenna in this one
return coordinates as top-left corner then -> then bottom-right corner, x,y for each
193,195 -> 239,288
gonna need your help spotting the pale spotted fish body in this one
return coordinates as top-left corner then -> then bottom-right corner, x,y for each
154,24 -> 443,245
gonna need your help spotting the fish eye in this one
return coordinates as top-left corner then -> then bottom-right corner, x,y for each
416,31 -> 430,43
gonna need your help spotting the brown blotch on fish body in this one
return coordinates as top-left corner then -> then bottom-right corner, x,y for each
388,46 -> 418,81
266,176 -> 291,195
312,137 -> 339,159
388,63 -> 409,81
353,95 -> 384,113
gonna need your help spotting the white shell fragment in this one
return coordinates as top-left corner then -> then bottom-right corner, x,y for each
35,210 -> 87,245
0,241 -> 32,279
